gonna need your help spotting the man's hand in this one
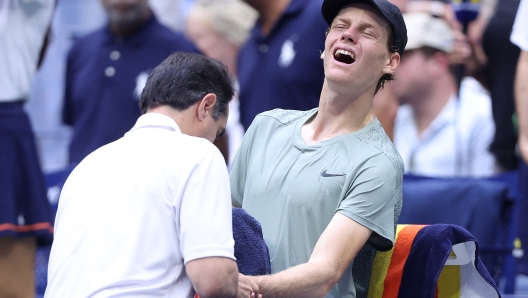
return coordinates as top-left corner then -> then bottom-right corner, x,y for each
237,274 -> 262,298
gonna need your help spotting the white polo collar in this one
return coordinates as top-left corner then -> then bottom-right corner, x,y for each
126,112 -> 182,135
421,94 -> 458,141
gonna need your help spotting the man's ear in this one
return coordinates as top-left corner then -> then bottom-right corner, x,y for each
432,51 -> 450,72
383,52 -> 400,75
196,93 -> 217,121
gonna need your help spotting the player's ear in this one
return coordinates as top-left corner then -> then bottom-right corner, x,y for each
196,93 -> 217,121
383,52 -> 400,75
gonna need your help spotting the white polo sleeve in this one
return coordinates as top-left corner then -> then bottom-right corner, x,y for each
178,150 -> 235,264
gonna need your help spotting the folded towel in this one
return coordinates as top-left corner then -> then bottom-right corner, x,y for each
232,207 -> 271,276
194,209 -> 270,298
368,224 -> 500,298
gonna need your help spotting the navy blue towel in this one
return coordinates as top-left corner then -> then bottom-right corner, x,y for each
232,208 -> 271,276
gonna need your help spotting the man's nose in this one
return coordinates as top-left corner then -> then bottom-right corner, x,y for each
340,28 -> 356,43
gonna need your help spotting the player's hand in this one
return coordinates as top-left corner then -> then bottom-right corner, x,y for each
237,274 -> 262,298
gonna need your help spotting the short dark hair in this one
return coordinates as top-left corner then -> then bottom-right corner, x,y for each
139,52 -> 234,119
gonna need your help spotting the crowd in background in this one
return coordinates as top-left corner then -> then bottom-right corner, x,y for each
1,0 -> 527,296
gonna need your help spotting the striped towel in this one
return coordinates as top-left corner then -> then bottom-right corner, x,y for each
368,224 -> 500,298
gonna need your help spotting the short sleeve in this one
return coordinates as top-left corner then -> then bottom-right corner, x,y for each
179,150 -> 235,264
337,154 -> 401,251
229,116 -> 261,207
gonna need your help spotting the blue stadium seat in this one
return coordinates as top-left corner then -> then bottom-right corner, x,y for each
35,165 -> 75,296
399,174 -> 516,294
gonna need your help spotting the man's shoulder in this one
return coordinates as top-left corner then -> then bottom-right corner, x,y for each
147,20 -> 198,52
181,134 -> 220,154
166,132 -> 224,164
67,27 -> 106,59
289,0 -> 328,33
256,108 -> 315,126
354,121 -> 404,176
92,129 -> 221,167
286,0 -> 325,22
459,78 -> 492,117
149,21 -> 182,40
143,126 -> 220,155
301,0 -> 326,18
243,0 -> 326,44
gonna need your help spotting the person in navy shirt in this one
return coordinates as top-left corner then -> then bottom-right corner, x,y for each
237,0 -> 328,130
63,0 -> 198,164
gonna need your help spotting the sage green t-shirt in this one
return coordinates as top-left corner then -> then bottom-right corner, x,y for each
230,109 -> 403,297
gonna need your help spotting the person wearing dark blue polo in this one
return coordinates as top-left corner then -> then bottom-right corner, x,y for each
237,0 -> 327,130
63,0 -> 197,164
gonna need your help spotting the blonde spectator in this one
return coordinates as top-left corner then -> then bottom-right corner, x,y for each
186,0 -> 257,169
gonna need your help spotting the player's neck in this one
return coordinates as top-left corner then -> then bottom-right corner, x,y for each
302,87 -> 375,144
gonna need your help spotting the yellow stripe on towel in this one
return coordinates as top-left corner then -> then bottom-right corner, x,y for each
368,225 -> 407,298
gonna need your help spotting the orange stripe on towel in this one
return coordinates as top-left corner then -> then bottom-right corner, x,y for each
0,222 -> 54,233
368,225 -> 407,298
382,225 -> 426,298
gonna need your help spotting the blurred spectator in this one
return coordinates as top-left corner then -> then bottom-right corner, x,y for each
0,0 -> 55,296
392,13 -> 498,177
465,0 -> 496,72
63,0 -> 198,164
27,0 -> 186,173
374,0 -> 473,140
150,0 -> 184,31
26,0 -> 107,173
179,0 -> 197,29
391,0 -> 473,65
479,0 -> 521,171
185,0 -> 257,168
511,0 -> 528,276
236,0 -> 327,130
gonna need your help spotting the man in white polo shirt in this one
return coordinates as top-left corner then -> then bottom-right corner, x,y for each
45,52 -> 260,298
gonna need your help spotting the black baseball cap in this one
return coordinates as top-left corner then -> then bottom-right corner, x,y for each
321,0 -> 408,56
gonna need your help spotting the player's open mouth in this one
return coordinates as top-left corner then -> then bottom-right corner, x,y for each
334,49 -> 355,64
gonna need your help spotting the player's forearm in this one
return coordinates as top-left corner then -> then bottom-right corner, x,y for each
515,51 -> 528,163
250,214 -> 371,297
250,261 -> 338,298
